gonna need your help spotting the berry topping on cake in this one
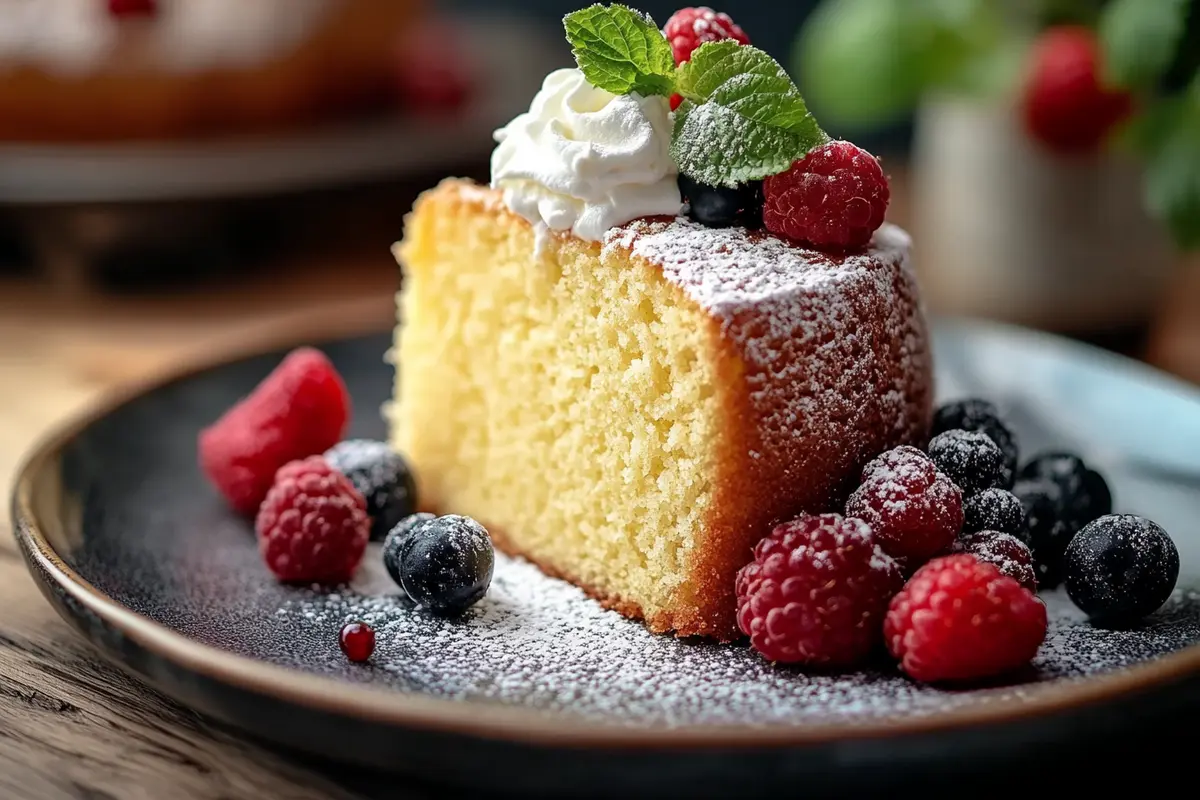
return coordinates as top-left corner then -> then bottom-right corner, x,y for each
339,622 -> 376,663
108,0 -> 156,17
932,399 -> 1019,489
1013,478 -> 1075,588
199,347 -> 351,515
735,514 -> 901,667
1021,26 -> 1134,154
255,456 -> 370,584
953,531 -> 1037,591
664,6 -> 750,64
1018,452 -> 1112,531
678,174 -> 763,227
761,141 -> 890,250
885,554 -> 1047,683
1064,515 -> 1179,627
324,440 -> 419,542
927,429 -> 1005,496
963,488 -> 1026,538
396,515 -> 494,615
845,446 -> 963,562
382,512 -> 436,587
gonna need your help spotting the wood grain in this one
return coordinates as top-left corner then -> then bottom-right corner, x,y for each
0,253 -> 453,799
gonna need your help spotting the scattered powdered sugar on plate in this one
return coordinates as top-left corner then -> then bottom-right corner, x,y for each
272,546 -> 1200,728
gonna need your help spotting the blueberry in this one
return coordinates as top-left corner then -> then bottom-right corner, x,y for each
399,515 -> 494,615
1014,478 -> 1076,588
1065,515 -> 1179,626
963,488 -> 1025,538
382,512 -> 436,588
932,399 -> 1019,489
325,440 -> 418,541
679,174 -> 762,228
928,429 -> 1004,495
1018,452 -> 1112,530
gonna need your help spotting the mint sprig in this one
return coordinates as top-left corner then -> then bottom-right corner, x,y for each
563,6 -> 831,189
563,4 -> 676,97
673,42 -> 828,186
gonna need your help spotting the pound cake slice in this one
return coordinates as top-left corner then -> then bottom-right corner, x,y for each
391,180 -> 932,638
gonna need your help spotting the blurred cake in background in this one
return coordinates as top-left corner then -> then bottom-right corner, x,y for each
0,0 -> 424,141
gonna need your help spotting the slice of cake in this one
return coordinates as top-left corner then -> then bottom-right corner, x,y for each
390,5 -> 932,638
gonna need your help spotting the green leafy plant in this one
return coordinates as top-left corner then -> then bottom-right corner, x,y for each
563,4 -> 829,187
796,0 -> 1200,248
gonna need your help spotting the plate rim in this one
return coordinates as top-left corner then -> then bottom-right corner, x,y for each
11,312 -> 1200,750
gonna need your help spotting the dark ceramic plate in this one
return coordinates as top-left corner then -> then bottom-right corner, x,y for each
11,321 -> 1200,798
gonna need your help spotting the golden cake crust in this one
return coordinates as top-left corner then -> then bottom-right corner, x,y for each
399,180 -> 933,639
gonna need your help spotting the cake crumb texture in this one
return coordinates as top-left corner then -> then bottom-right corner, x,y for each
392,180 -> 932,637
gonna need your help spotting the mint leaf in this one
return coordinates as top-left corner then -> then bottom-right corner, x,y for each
563,4 -> 676,97
1100,0 -> 1190,88
671,42 -> 827,186
1145,88 -> 1200,249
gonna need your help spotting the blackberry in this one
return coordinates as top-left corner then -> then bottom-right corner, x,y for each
963,488 -> 1025,538
932,399 -> 1019,489
679,174 -> 763,228
1018,452 -> 1111,531
1014,478 -> 1076,588
927,429 -> 1004,495
382,512 -> 436,588
324,440 -> 418,541
1064,515 -> 1179,626
954,531 -> 1037,591
398,515 -> 494,615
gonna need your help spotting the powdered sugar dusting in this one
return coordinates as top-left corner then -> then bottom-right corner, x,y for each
272,547 -> 1200,727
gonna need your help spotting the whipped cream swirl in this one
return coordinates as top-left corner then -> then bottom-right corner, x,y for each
491,68 -> 682,244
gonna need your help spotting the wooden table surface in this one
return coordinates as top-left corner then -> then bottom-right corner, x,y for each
1,181 -> 1199,799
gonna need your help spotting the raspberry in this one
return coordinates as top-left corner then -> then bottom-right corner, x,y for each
885,554 -> 1047,683
664,7 -> 750,65
762,141 -> 890,250
927,429 -> 1004,495
953,531 -> 1037,591
199,347 -> 350,515
735,514 -> 901,666
1021,26 -> 1134,154
664,7 -> 750,110
255,457 -> 370,583
108,0 -> 156,16
845,446 -> 963,563
395,22 -> 472,113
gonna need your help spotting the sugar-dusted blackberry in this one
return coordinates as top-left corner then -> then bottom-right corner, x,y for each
954,531 -> 1037,591
963,488 -> 1026,538
927,429 -> 1004,495
1018,452 -> 1112,531
1014,478 -> 1075,588
1065,515 -> 1179,626
399,515 -> 494,615
324,439 -> 418,541
932,399 -> 1019,489
382,512 -> 436,588
679,174 -> 763,228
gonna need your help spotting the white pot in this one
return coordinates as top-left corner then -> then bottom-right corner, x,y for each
910,97 -> 1173,332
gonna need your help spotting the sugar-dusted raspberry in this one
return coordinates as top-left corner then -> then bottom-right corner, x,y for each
954,531 -> 1037,591
735,514 -> 901,666
255,456 -> 370,584
928,429 -> 1004,495
885,554 -> 1047,683
199,347 -> 350,515
845,446 -> 963,563
664,6 -> 750,65
761,141 -> 890,250
1021,26 -> 1134,154
664,7 -> 750,110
